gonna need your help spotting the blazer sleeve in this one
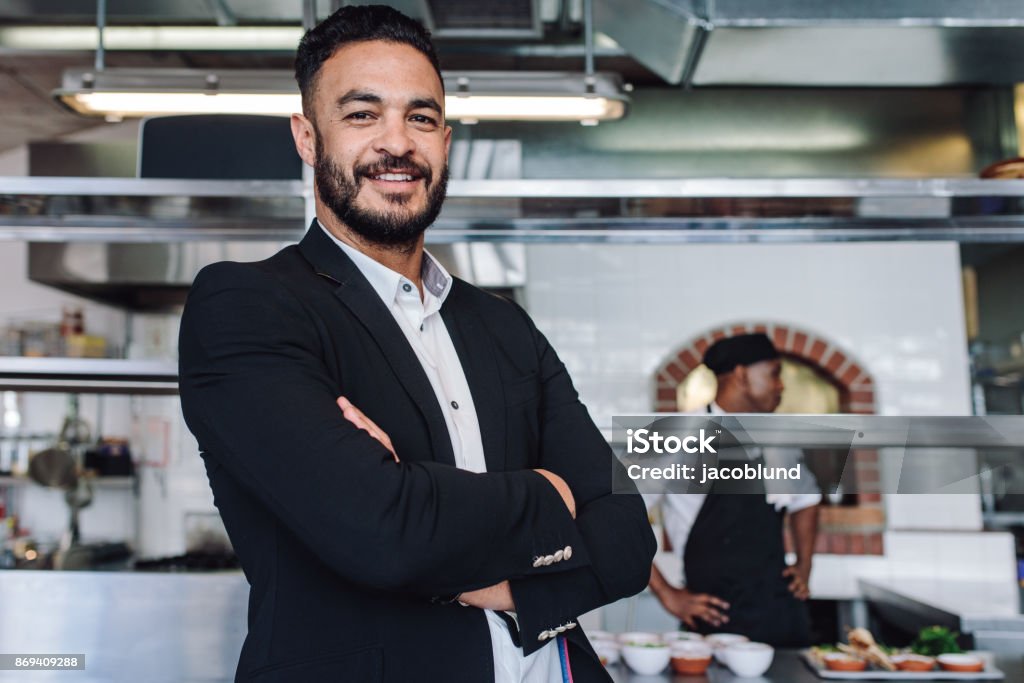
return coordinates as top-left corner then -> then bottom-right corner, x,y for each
179,262 -> 588,597
502,302 -> 657,653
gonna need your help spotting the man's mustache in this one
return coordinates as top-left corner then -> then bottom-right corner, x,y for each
354,155 -> 432,184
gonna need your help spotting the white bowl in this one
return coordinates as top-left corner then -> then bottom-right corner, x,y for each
593,640 -> 621,666
587,630 -> 617,643
617,631 -> 662,646
621,643 -> 671,675
705,633 -> 749,661
662,630 -> 704,643
720,642 -> 774,677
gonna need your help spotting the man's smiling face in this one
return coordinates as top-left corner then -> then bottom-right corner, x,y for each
305,40 -> 451,249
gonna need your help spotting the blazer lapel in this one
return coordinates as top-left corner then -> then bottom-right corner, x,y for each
297,222 -> 456,466
441,282 -> 507,473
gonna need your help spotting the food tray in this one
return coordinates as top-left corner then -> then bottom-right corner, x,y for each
801,651 -> 1004,680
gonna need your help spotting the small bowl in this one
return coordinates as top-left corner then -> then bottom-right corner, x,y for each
670,642 -> 714,675
720,642 -> 774,677
892,653 -> 936,672
617,631 -> 662,646
593,641 -> 620,666
587,629 -> 617,643
621,642 -> 671,675
823,653 -> 867,672
705,633 -> 749,662
662,630 -> 704,644
937,653 -> 984,673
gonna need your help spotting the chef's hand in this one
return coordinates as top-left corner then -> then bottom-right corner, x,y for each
783,564 -> 811,600
533,469 -> 576,518
458,580 -> 515,611
657,586 -> 730,629
336,396 -> 398,461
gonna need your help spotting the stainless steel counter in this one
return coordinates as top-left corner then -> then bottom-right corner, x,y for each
0,570 -> 246,682
608,649 -> 1022,682
1,571 -> 1019,681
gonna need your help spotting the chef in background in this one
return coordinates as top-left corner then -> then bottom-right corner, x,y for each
646,333 -> 821,647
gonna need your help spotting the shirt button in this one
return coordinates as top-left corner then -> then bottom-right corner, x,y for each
402,283 -> 412,292
450,400 -> 459,410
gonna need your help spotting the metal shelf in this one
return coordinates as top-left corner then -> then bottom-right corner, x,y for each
2,176 -> 1024,243
3,176 -> 1024,198
0,357 -> 178,395
0,475 -> 135,488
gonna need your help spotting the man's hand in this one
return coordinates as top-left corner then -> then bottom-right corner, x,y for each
782,564 -> 811,601
458,580 -> 515,611
533,469 -> 575,518
336,396 -> 398,461
656,585 -> 730,629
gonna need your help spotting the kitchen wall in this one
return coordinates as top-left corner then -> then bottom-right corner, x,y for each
520,241 -> 982,532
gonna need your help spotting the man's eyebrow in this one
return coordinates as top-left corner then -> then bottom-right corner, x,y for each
409,97 -> 443,115
335,90 -> 382,108
334,91 -> 442,116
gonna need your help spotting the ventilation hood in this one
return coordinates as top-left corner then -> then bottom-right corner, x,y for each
594,0 -> 1024,86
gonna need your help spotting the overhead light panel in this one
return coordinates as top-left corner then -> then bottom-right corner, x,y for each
55,69 -> 629,124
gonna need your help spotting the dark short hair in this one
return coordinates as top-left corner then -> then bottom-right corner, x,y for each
294,5 -> 443,118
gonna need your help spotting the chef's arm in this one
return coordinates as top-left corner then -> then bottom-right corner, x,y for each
788,503 -> 819,582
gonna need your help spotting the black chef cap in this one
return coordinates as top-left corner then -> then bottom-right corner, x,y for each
703,333 -> 779,375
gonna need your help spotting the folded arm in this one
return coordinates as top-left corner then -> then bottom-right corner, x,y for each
499,303 -> 658,653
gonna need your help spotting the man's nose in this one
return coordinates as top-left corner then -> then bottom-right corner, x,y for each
373,114 -> 416,158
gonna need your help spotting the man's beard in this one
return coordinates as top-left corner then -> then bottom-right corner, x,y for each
314,135 -> 448,251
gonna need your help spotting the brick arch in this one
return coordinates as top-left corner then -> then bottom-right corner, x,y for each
652,321 -> 884,556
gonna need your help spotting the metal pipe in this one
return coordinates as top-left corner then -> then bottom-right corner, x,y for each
583,0 -> 594,78
302,0 -> 317,32
94,0 -> 106,72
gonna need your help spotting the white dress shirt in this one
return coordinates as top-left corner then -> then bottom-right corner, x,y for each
321,222 -> 561,682
644,402 -> 821,584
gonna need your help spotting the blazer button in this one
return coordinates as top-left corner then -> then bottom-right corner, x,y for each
563,545 -> 573,560
555,625 -> 567,633
566,622 -> 577,629
542,555 -> 555,566
532,557 -> 544,568
553,549 -> 564,562
538,631 -> 550,642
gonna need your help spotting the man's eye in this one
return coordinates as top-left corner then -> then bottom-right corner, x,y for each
411,115 -> 438,125
346,112 -> 374,121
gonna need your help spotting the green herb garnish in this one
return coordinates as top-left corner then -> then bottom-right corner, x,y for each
910,626 -> 963,657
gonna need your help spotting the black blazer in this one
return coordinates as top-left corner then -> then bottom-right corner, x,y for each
178,222 -> 655,682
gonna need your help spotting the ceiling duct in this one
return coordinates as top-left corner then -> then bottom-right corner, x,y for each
422,0 -> 544,38
594,0 -> 1024,86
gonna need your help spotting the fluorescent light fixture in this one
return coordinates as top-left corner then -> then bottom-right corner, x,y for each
55,68 -> 629,123
0,26 -> 304,51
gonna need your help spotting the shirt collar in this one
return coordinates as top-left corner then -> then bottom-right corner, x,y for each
317,220 -> 452,307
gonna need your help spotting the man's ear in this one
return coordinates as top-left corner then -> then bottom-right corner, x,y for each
291,113 -> 317,168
